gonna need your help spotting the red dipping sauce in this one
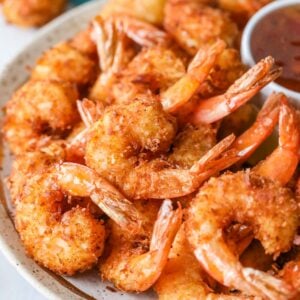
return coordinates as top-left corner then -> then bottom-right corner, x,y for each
251,5 -> 300,93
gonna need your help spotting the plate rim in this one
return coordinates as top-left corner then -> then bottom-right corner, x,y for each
0,1 -> 106,299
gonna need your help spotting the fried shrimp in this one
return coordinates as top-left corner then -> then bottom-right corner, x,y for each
113,40 -> 227,112
197,47 -> 245,99
164,0 -> 239,55
186,100 -> 300,299
15,168 -> 106,275
3,80 -> 80,155
85,96 -> 240,199
7,141 -> 66,204
112,45 -> 186,105
15,162 -> 145,275
189,56 -> 281,125
100,199 -> 182,292
2,0 -> 66,27
100,0 -> 166,25
155,225 -> 254,300
31,42 -> 96,87
229,92 -> 281,164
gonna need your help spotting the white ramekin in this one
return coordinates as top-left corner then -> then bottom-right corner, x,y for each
241,0 -> 300,106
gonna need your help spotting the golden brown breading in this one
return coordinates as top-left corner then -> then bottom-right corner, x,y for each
3,0 -> 66,27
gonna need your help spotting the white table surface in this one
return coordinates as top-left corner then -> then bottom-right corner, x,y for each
0,4 -> 75,300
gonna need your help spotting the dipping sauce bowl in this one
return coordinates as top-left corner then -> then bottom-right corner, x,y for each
241,0 -> 300,105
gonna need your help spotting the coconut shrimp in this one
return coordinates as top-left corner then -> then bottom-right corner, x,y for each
113,40 -> 227,112
100,199 -> 182,292
164,0 -> 239,56
85,96 -> 240,200
15,162 -> 145,275
186,100 -> 300,299
100,0 -> 166,25
7,141 -> 66,204
155,225 -> 255,299
89,15 -> 172,104
188,56 -> 281,125
3,80 -> 80,155
2,0 -> 66,27
31,42 -> 97,87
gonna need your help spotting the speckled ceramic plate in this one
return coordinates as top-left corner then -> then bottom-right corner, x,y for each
0,1 -> 155,299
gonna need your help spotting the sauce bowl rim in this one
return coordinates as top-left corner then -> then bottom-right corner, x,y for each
241,0 -> 300,99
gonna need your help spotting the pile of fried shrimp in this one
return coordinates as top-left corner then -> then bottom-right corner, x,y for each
2,1 -> 300,299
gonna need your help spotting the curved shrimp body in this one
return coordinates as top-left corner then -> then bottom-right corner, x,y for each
100,199 -> 182,292
15,161 -> 148,275
7,141 -> 67,204
164,0 -> 239,55
31,42 -> 97,87
85,97 -> 177,192
3,80 -> 80,155
229,92 -> 281,164
154,225 -> 213,299
15,169 -> 105,275
100,0 -> 167,25
254,96 -> 300,186
186,170 -> 299,299
112,45 -> 186,105
2,0 -> 66,27
155,225 -> 253,300
186,98 -> 300,299
85,97 -> 240,199
161,40 -> 227,113
189,56 -> 281,125
197,48 -> 245,99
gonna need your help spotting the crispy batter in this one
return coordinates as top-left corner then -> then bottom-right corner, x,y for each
3,0 -> 66,27
100,200 -> 182,292
15,170 -> 105,275
164,0 -> 239,55
31,42 -> 97,87
3,80 -> 80,154
100,0 -> 166,25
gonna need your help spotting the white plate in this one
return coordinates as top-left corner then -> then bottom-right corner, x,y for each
0,1 -> 155,299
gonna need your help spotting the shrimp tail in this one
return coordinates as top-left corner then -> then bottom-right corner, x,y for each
190,56 -> 282,124
162,40 -> 226,113
243,268 -> 295,300
127,199 -> 182,291
56,162 -> 143,234
150,200 -> 183,252
190,133 -> 236,173
114,15 -> 169,47
90,16 -> 127,102
254,96 -> 300,185
92,15 -> 126,73
77,99 -> 104,128
230,92 -> 281,164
